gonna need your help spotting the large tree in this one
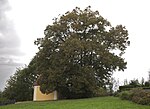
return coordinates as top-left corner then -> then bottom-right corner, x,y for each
35,6 -> 130,98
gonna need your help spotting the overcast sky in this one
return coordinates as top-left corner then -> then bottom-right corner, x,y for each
0,0 -> 150,90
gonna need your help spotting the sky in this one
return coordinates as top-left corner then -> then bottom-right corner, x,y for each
0,0 -> 150,90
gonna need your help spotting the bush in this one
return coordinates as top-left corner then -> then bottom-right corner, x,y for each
94,87 -> 109,97
119,91 -> 133,100
131,96 -> 140,104
0,97 -> 15,106
145,82 -> 150,87
119,88 -> 150,105
0,91 -> 2,98
113,91 -> 120,97
131,88 -> 150,105
138,97 -> 150,105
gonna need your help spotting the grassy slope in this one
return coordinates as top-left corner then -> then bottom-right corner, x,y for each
0,97 -> 149,109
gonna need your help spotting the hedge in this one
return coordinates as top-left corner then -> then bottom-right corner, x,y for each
119,88 -> 150,105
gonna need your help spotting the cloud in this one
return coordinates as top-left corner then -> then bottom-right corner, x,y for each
0,0 -> 23,90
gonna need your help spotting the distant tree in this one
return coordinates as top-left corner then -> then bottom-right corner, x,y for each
107,77 -> 114,94
143,71 -> 150,87
0,90 -> 2,98
129,79 -> 140,87
3,57 -> 38,101
107,77 -> 118,94
113,78 -> 120,92
107,77 -> 120,93
141,77 -> 145,86
35,6 -> 130,99
148,71 -> 150,82
144,81 -> 150,87
123,79 -> 128,85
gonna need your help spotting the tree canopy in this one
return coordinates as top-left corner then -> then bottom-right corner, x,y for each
35,6 -> 130,99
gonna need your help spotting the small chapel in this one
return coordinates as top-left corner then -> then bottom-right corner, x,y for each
33,82 -> 57,101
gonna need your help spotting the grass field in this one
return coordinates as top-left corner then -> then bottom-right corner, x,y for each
0,97 -> 149,109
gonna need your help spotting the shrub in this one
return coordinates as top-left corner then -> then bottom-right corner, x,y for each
113,91 -> 120,97
132,94 -> 150,105
138,97 -> 150,105
131,88 -> 150,105
145,82 -> 150,87
94,87 -> 108,97
131,96 -> 140,104
119,91 -> 133,100
119,88 -> 150,105
0,91 -> 2,98
0,97 -> 15,106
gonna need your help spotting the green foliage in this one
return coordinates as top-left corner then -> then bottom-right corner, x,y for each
145,82 -> 150,87
131,88 -> 150,105
3,57 -> 38,101
119,85 -> 135,91
129,79 -> 141,87
0,90 -> 2,98
35,6 -> 130,99
107,77 -> 119,95
0,97 -> 7,105
119,88 -> 150,105
0,97 -> 15,106
94,87 -> 108,97
119,78 -> 150,105
113,91 -> 120,97
119,91 -> 133,100
119,78 -> 150,91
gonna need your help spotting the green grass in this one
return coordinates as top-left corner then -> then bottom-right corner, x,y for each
0,97 -> 149,109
